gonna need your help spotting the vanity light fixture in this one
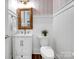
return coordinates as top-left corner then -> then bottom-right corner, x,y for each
19,0 -> 29,4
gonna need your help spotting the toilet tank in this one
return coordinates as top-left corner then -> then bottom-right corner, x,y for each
39,36 -> 49,47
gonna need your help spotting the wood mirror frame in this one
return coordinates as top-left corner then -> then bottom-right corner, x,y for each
17,8 -> 33,30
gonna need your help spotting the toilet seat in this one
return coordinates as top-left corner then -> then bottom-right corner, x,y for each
40,46 -> 54,58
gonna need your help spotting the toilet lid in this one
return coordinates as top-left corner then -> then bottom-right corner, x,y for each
41,46 -> 54,58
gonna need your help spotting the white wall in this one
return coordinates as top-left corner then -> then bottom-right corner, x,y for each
52,5 -> 74,58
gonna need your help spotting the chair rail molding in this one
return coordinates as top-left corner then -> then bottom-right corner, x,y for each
53,0 -> 74,18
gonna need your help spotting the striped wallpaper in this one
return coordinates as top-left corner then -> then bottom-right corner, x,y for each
31,0 -> 72,15
31,0 -> 53,15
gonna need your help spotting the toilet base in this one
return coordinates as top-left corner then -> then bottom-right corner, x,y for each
40,46 -> 54,59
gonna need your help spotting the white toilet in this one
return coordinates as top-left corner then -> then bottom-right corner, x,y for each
39,35 -> 54,59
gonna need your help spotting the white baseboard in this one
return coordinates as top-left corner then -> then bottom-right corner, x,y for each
32,48 -> 40,54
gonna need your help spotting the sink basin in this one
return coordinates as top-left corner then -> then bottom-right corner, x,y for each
13,30 -> 33,37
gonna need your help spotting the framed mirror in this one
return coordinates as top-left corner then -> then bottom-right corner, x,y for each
17,8 -> 33,30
